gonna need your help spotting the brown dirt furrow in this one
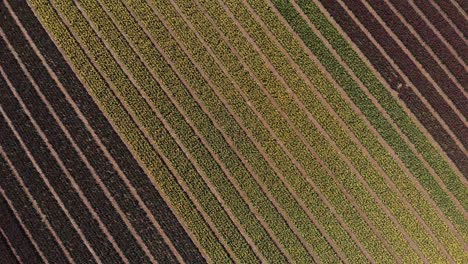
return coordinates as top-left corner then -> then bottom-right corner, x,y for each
295,0 -> 467,245
333,0 -> 468,177
350,0 -> 468,150
364,0 -> 468,121
3,3 -> 186,261
22,1 -> 210,258
433,0 -> 467,38
413,0 -> 466,64
49,1 -> 237,260
315,0 -> 468,186
316,0 -> 468,228
389,0 -> 467,88
3,21 -> 159,263
0,144 -> 75,263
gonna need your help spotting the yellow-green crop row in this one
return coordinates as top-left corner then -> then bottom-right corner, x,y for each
27,0 -> 466,262
28,0 -> 236,262
149,0 -> 369,262
61,0 -> 333,262
272,0 -> 467,259
158,0 -> 397,262
197,0 -> 425,262
246,0 -> 465,261
58,0 -> 290,262
199,0 -> 458,262
111,0 -> 334,262
286,0 -> 468,228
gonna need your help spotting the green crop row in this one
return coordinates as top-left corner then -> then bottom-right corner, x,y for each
197,0 -> 425,262
28,0 -> 236,262
290,0 -> 468,228
28,0 -> 466,262
148,0 -> 368,262
199,0 -> 460,262
57,0 -> 284,262
56,0 -> 333,262
113,0 -> 334,262
247,0 -> 464,260
271,0 -> 466,260
160,0 -> 397,262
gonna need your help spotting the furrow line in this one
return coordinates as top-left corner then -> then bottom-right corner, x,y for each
0,186 -> 48,263
13,1 -> 207,260
432,0 -> 466,38
3,28 -> 160,263
382,0 -> 467,99
28,1 -> 234,262
314,0 -> 468,199
0,227 -> 23,263
389,0 -> 467,94
3,1 -> 184,262
0,125 -> 75,264
413,0 -> 466,63
277,0 -> 467,249
332,0 -> 468,183
359,0 -> 468,137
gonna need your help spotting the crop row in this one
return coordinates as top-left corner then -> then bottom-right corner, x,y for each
160,0 -> 394,262
27,0 -> 465,262
29,0 -> 239,262
272,0 -> 467,256
106,0 -> 339,261
41,0 -> 338,262
197,0 -> 453,261
251,0 -> 465,260
290,0 -> 467,220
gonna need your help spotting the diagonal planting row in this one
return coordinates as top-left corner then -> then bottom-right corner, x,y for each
160,0 -> 395,262
27,0 -> 467,262
290,0 -> 468,238
260,0 -> 466,260
29,0 -> 235,262
200,0 -> 464,262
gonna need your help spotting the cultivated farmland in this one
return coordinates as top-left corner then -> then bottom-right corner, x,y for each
3,0 -> 466,263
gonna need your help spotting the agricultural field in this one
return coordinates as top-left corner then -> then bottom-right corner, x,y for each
1,0 -> 466,263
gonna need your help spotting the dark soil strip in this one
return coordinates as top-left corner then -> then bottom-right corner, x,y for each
0,195 -> 42,263
399,87 -> 468,176
0,42 -> 153,263
413,0 -> 467,64
0,228 -> 19,264
389,0 -> 467,88
434,0 -> 467,38
0,5 -> 179,263
0,120 -> 74,264
316,0 -> 468,177
8,1 -> 205,262
340,0 -> 468,148
366,0 -> 468,118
